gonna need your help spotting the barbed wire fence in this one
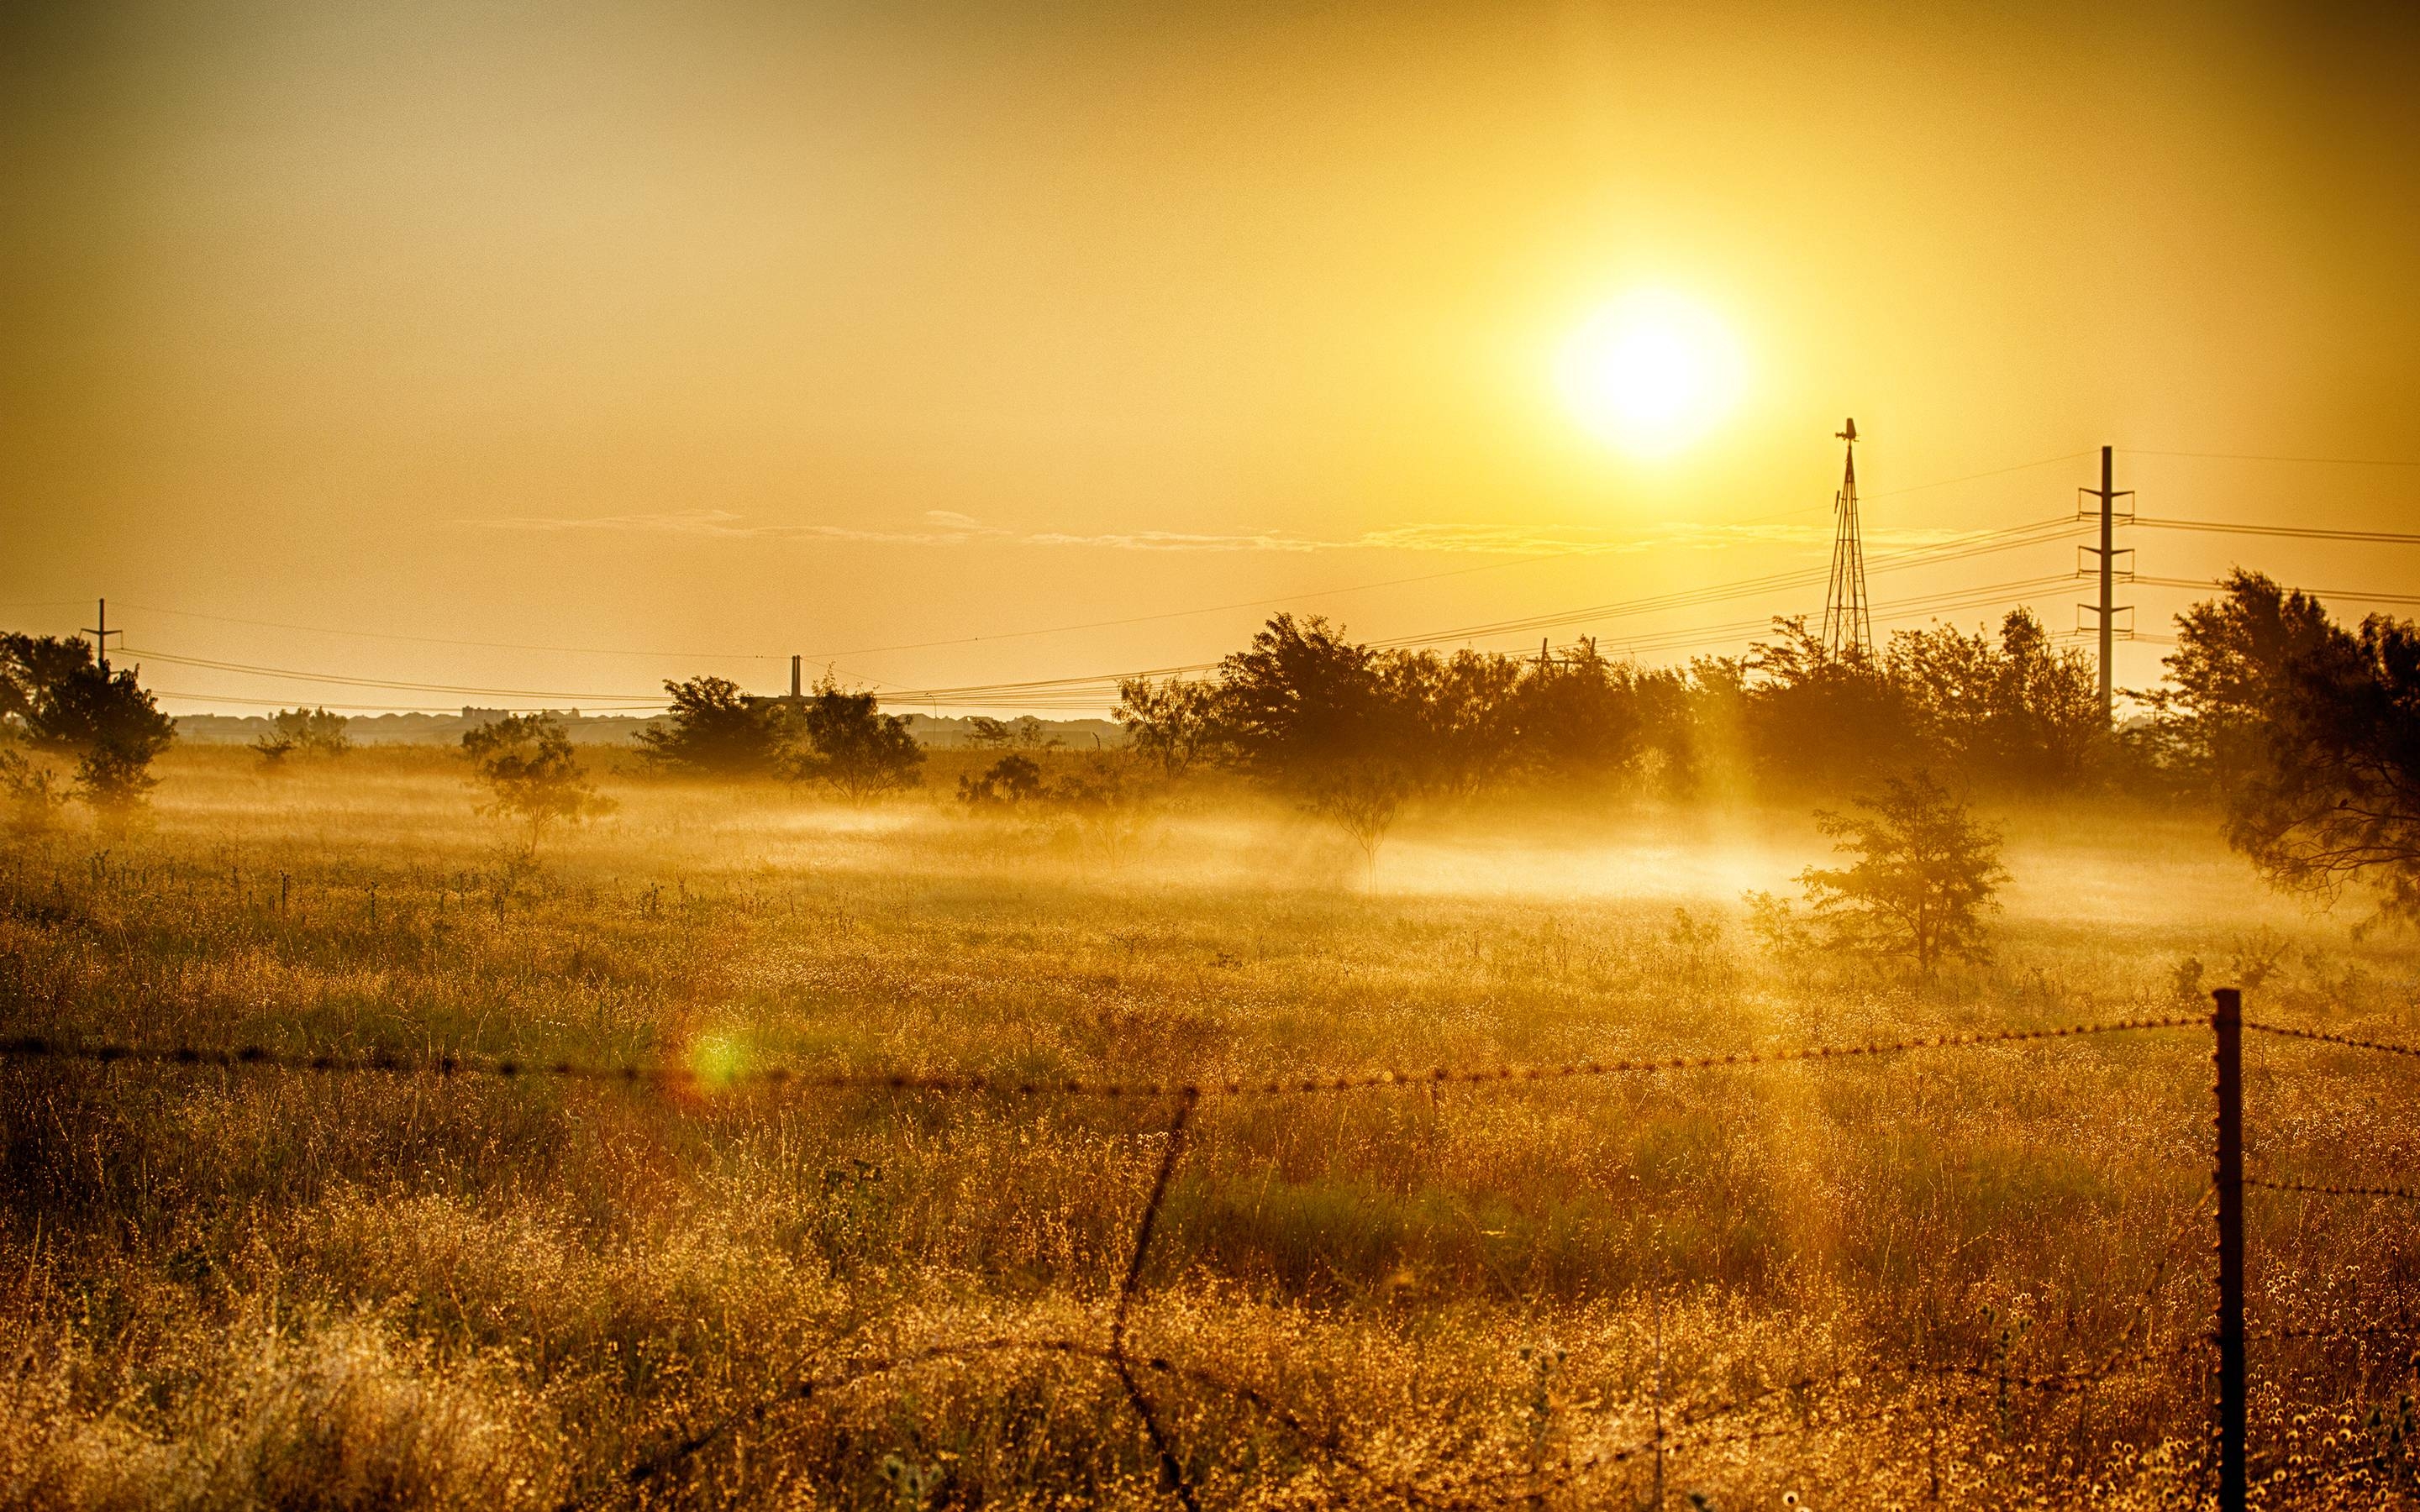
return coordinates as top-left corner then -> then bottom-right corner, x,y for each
4,995 -> 2417,1509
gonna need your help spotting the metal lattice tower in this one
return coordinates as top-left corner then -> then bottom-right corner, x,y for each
1820,418 -> 1873,659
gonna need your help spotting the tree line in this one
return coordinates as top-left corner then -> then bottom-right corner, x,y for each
1110,606 -> 2109,804
4,570 -> 2416,927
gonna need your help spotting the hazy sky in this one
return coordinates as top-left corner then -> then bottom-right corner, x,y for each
4,0 -> 2415,714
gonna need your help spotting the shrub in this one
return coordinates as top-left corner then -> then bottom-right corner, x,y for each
255,707 -> 351,769
0,743 -> 69,835
959,754 -> 1045,808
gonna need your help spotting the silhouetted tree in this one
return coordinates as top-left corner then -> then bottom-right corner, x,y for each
0,633 -> 176,825
1890,609 -> 2102,787
1797,769 -> 2006,974
1386,648 -> 1524,796
1740,618 -> 1919,792
637,676 -> 796,776
462,713 -> 613,853
1113,675 -> 1227,777
2170,578 -> 2420,924
1304,761 -> 1411,881
1511,645 -> 1691,790
791,676 -> 923,801
1217,615 -> 1398,785
2149,570 -> 2349,800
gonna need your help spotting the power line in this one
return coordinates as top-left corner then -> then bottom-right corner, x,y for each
148,690 -> 634,715
118,603 -> 788,662
2123,449 -> 2420,469
122,648 -> 666,704
2129,575 -> 2420,606
2133,517 -> 2420,546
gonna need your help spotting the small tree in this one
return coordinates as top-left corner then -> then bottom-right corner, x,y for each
461,713 -> 613,853
636,676 -> 794,776
1304,762 -> 1411,884
791,676 -> 923,802
1797,769 -> 2006,974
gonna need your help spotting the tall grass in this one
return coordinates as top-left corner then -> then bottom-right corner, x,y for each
1,747 -> 2415,1508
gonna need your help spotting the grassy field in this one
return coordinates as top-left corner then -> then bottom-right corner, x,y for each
3,746 -> 2416,1509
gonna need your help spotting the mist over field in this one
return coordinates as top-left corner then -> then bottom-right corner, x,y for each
3,722 -> 2417,1508
8,1 -> 2420,1505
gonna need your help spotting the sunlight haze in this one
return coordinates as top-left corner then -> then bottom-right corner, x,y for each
3,0 -> 2416,712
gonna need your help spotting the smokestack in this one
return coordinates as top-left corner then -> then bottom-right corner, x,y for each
791,654 -> 802,699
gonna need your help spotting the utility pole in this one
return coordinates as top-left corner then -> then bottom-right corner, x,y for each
2077,448 -> 2134,725
80,598 -> 123,671
2212,986 -> 2246,1512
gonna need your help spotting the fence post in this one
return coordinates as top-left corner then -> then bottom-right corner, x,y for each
2212,986 -> 2245,1511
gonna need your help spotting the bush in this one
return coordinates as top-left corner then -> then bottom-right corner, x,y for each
0,743 -> 69,835
958,754 -> 1045,808
255,707 -> 351,769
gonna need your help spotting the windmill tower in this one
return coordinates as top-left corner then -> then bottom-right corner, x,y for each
1820,418 -> 1873,658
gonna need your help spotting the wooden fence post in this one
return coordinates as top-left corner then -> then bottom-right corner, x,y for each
2212,986 -> 2245,1511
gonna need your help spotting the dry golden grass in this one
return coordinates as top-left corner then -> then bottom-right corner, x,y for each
2,745 -> 2416,1509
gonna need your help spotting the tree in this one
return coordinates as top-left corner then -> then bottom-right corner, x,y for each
0,633 -> 175,824
1796,769 -> 2007,974
2217,605 -> 2420,924
1304,761 -> 1412,883
1113,675 -> 1226,777
1739,618 -> 1920,793
1217,615 -> 1396,785
1385,648 -> 1524,797
2156,570 -> 2349,797
791,676 -> 923,801
1890,609 -> 2102,788
636,676 -> 795,776
461,713 -> 613,853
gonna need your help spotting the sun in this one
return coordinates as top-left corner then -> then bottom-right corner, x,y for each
1555,291 -> 1746,458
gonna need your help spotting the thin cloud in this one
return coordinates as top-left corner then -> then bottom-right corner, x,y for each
454,510 -> 1948,556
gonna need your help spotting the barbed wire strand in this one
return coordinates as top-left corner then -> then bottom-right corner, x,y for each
0,1014 -> 2207,1098
2249,1323 -> 2419,1343
2242,1020 -> 2420,1062
2247,1176 -> 2420,1203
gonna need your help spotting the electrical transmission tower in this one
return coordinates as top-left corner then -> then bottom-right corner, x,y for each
2077,445 -> 2134,724
80,598 -> 123,671
1820,419 -> 1873,658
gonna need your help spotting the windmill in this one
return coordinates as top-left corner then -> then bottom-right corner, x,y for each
1820,418 -> 1873,658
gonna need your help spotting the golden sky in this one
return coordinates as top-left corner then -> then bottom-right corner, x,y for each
3,0 -> 2415,714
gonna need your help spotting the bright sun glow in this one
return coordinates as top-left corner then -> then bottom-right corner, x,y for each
1555,291 -> 1746,458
